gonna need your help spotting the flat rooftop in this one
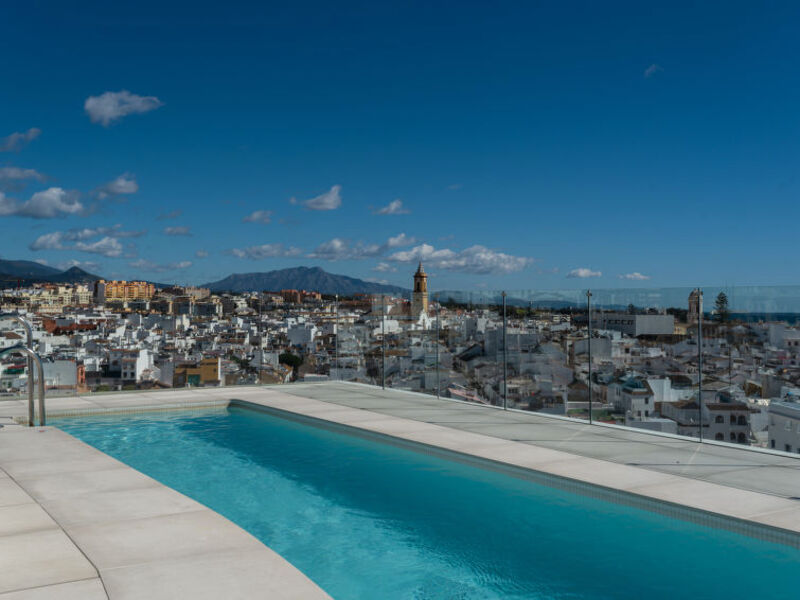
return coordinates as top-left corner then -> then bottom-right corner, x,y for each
1,382 -> 799,596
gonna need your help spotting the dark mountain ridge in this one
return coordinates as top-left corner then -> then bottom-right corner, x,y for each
203,266 -> 408,296
0,260 -> 102,286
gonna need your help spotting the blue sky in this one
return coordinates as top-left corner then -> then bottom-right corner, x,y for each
1,1 -> 799,291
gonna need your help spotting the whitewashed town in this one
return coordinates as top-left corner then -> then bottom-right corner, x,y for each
2,264 -> 800,454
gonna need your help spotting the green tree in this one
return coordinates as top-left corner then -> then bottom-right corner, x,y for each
715,292 -> 730,323
279,352 -> 303,369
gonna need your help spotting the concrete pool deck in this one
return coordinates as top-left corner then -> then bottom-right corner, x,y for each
1,382 -> 799,596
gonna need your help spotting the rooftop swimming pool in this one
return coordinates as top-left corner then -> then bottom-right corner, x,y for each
55,406 -> 799,600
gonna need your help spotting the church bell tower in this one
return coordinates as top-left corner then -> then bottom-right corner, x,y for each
412,262 -> 428,316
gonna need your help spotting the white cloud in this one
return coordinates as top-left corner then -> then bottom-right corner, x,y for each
372,262 -> 397,273
291,185 -> 341,210
226,244 -> 302,260
97,173 -> 138,199
307,238 -> 377,260
388,244 -> 533,274
164,226 -> 191,236
0,187 -> 83,219
243,210 -> 272,224
374,199 -> 410,215
567,268 -> 602,278
129,259 -> 192,272
365,277 -> 389,285
644,64 -> 663,78
29,226 -> 144,252
0,167 -> 45,182
619,272 -> 650,281
29,232 -> 66,250
84,90 -> 163,126
195,250 -> 209,258
386,233 -> 416,248
75,237 -> 123,257
0,128 -> 41,152
308,233 -> 416,261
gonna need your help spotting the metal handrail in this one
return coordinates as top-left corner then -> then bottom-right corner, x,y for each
0,345 -> 46,426
0,313 -> 35,423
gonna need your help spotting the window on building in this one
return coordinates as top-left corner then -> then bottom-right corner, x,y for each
715,433 -> 724,441
786,444 -> 793,453
715,415 -> 724,423
786,421 -> 793,431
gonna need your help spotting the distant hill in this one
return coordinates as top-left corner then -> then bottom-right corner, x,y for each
436,290 -> 580,308
45,266 -> 102,284
203,266 -> 409,296
0,260 -> 102,287
0,259 -> 61,279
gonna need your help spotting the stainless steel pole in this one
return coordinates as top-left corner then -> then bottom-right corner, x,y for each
587,290 -> 592,424
502,291 -> 507,410
435,294 -> 440,399
698,291 -> 704,442
334,294 -> 339,381
381,294 -> 386,389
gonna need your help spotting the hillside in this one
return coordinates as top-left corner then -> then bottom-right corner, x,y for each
203,266 -> 408,296
0,260 -> 101,286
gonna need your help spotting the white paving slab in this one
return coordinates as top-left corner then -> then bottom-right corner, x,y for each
43,485 -> 205,528
66,510 -> 264,571
0,579 -> 107,600
0,504 -> 58,537
0,478 -> 35,508
15,468 -> 156,501
101,547 -> 329,600
0,529 -> 97,594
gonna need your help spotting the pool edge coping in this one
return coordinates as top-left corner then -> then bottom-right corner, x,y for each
25,387 -> 800,552
218,393 -> 800,550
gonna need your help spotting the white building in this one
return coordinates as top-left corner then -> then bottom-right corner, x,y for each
768,399 -> 800,454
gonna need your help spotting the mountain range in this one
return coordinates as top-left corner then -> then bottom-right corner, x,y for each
202,266 -> 409,296
0,261 -> 407,296
0,259 -> 101,286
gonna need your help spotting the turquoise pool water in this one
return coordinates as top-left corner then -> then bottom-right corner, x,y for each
56,406 -> 799,600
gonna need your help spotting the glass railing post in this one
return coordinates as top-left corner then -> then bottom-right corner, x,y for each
502,291 -> 507,410
435,293 -> 440,399
381,294 -> 386,389
587,289 -> 593,424
334,294 -> 339,381
698,288 -> 704,442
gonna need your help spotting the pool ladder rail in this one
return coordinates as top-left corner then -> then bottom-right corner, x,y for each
0,315 -> 46,426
